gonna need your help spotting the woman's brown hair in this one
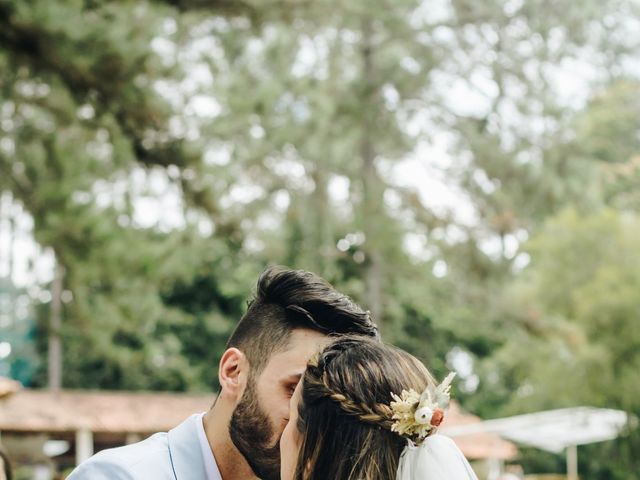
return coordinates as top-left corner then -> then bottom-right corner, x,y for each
294,336 -> 435,480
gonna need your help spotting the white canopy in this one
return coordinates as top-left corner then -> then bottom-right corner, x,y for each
441,407 -> 634,480
442,406 -> 631,453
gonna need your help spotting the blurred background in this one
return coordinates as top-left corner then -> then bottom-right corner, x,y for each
0,0 -> 639,478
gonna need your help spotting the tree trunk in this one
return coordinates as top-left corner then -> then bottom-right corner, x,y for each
48,258 -> 65,391
0,193 -> 6,278
360,17 -> 384,329
310,167 -> 333,278
8,201 -> 16,281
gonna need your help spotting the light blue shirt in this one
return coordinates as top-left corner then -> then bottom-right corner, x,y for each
196,412 -> 222,480
67,413 -> 213,480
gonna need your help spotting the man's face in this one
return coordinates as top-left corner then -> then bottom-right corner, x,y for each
229,328 -> 328,480
280,380 -> 304,480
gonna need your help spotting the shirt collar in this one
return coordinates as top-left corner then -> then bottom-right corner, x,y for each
167,414 -> 207,480
196,412 -> 223,480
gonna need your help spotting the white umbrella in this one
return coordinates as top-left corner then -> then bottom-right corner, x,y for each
441,407 -> 635,480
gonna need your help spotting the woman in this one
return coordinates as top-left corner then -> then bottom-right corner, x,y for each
280,336 -> 478,480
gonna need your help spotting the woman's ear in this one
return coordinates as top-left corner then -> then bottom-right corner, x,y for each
218,347 -> 249,401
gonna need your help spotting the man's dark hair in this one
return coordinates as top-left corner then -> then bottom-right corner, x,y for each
226,266 -> 379,373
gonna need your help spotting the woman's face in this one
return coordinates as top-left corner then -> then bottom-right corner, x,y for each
280,380 -> 304,480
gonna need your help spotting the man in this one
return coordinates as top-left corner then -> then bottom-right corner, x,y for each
68,266 -> 378,480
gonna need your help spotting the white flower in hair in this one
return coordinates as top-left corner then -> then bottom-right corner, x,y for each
415,371 -> 456,423
390,372 -> 456,443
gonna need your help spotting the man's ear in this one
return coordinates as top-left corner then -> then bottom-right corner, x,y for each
218,347 -> 249,401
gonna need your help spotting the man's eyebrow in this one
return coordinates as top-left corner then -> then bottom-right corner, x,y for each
283,373 -> 303,383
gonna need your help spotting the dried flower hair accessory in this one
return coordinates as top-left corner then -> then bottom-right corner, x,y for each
389,372 -> 456,444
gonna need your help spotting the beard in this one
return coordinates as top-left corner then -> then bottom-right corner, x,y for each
229,378 -> 281,480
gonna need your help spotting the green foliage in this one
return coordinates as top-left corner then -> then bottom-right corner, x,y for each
477,209 -> 640,478
0,0 -> 639,477
0,278 -> 39,384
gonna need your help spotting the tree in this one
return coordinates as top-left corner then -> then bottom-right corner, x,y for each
479,209 -> 640,479
0,0 -> 252,390
1,3 -> 639,476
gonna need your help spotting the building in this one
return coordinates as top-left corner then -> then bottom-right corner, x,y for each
0,384 -> 213,473
0,381 -> 517,478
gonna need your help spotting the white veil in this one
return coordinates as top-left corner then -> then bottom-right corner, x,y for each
396,434 -> 479,480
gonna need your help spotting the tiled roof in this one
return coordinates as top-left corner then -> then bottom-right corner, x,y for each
0,388 -> 213,434
0,377 -> 22,398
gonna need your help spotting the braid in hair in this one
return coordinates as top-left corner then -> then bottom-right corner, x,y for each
305,338 -> 396,431
294,336 -> 434,480
326,389 -> 395,429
